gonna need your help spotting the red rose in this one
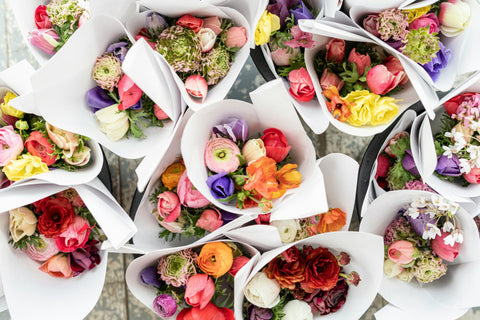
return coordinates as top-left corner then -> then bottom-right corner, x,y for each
34,5 -> 52,29
444,92 -> 476,116
25,131 -> 57,166
288,67 -> 315,102
302,247 -> 340,292
37,196 -> 75,238
326,39 -> 345,64
261,128 -> 291,163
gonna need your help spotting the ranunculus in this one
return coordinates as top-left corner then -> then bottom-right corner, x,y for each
347,48 -> 371,76
444,92 -> 475,116
158,249 -> 198,287
288,67 -> 315,102
2,154 -> 49,181
409,13 -> 440,34
366,64 -> 404,95
402,149 -> 420,175
154,104 -> 169,120
435,154 -> 462,176
302,247 -> 340,292
36,196 -> 75,238
25,131 -> 57,166
270,219 -> 300,243
206,172 -> 234,200
39,254 -> 73,278
325,39 -> 345,64
244,271 -> 281,308
363,14 -> 380,37
198,28 -> 217,52
185,273 -> 215,309
153,294 -> 177,318
35,5 -> 52,29
196,209 -> 223,232
242,139 -> 267,165
177,14 -> 204,33
46,123 -> 79,151
320,69 -> 344,91
70,240 -> 101,276
261,128 -> 291,163
282,300 -> 313,320
213,117 -> 249,142
161,162 -> 186,190
146,12 -> 168,36
204,137 -> 241,173
203,16 -> 223,35
431,231 -> 459,262
439,0 -> 471,37
185,75 -> 208,102
388,240 -> 415,265
383,258 -> 404,278
306,278 -> 349,315
25,234 -> 59,262
464,166 -> 480,184
198,242 -> 233,278
229,256 -> 250,277
29,29 -> 59,55
156,191 -> 181,223
244,157 -> 279,200
255,10 -> 280,46
59,188 -> 85,207
9,207 -> 37,243
270,44 -> 300,66
265,248 -> 305,289
95,104 -> 129,141
117,75 -> 143,111
177,302 -> 233,320
0,125 -> 23,166
317,208 -> 346,233
55,216 -> 91,252
225,27 -> 247,49
64,146 -> 91,167
177,171 -> 210,208
383,56 -> 408,85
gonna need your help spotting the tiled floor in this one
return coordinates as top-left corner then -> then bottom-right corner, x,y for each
1,1 -> 479,319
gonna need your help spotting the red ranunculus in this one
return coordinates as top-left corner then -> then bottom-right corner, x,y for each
55,216 -> 91,252
228,256 -> 250,277
288,67 -> 315,102
444,92 -> 475,116
34,5 -> 52,29
261,128 -> 291,163
176,14 -> 204,33
117,75 -> 143,110
36,196 -> 75,238
265,252 -> 306,290
177,302 -> 234,320
25,131 -> 57,165
302,247 -> 340,292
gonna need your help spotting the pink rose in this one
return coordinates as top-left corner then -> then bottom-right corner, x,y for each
203,16 -> 223,35
55,216 -> 91,253
225,27 -> 247,49
320,68 -> 344,91
177,171 -> 210,208
388,240 -> 415,265
25,234 -> 59,261
347,48 -> 371,76
185,274 -> 215,309
39,254 -> 73,278
228,256 -> 250,277
431,231 -> 459,262
363,14 -> 380,37
117,75 -> 143,111
156,191 -> 182,223
409,13 -> 439,34
383,56 -> 408,85
29,29 -> 59,55
288,67 -> 315,102
196,209 -> 223,232
34,5 -> 52,29
0,125 -> 23,166
464,166 -> 480,184
366,64 -> 405,95
154,104 -> 169,120
325,38 -> 345,64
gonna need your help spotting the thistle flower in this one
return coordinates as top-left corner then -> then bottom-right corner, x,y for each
46,0 -> 86,28
201,46 -> 231,85
157,249 -> 198,287
411,251 -> 447,283
92,53 -> 123,92
377,8 -> 409,41
401,27 -> 440,65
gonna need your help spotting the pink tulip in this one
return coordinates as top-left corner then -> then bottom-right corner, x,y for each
185,75 -> 208,102
196,209 -> 223,232
383,56 -> 408,85
270,45 -> 300,66
409,13 -> 439,34
185,274 -> 215,309
431,231 -> 459,262
154,104 -> 169,120
347,48 -> 371,76
225,27 -> 248,49
177,171 -> 210,208
157,191 -> 182,223
464,166 -> 480,184
29,29 -> 59,55
320,68 -> 344,91
117,75 -> 143,110
228,256 -> 250,277
203,16 -> 223,35
388,240 -> 415,265
326,38 -> 345,64
366,64 -> 404,95
439,0 -> 471,37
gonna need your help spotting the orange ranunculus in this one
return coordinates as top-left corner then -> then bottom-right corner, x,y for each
264,255 -> 306,290
244,157 -> 279,200
270,163 -> 302,199
198,242 -> 233,278
322,86 -> 353,122
317,208 -> 347,233
161,161 -> 186,190
38,254 -> 73,278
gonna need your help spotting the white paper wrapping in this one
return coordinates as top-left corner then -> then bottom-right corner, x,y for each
0,274 -> 5,313
125,240 -> 260,318
234,232 -> 385,320
181,79 -> 328,218
374,303 -> 469,320
360,190 -> 480,315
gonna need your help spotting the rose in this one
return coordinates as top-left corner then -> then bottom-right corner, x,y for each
444,93 -> 475,116
464,166 -> 480,184
439,0 -> 471,37
95,104 -> 129,141
255,10 -> 280,46
70,240 -> 101,276
303,247 -> 340,292
363,14 -> 380,37
242,139 -> 267,165
225,27 -> 247,49
55,216 -> 91,252
347,48 -> 371,76
185,274 -> 215,309
177,171 -> 210,208
383,56 -> 408,85
0,125 -> 23,166
435,154 -> 462,176
288,67 -> 315,102
244,271 -> 281,308
29,29 -> 60,55
229,256 -> 250,277
156,191 -> 182,223
366,64 -> 404,95
261,128 -> 291,163
39,254 -> 73,278
177,14 -> 204,33
213,117 -> 249,142
282,300 -> 313,320
2,154 -> 49,181
388,240 -> 415,265
203,16 -> 223,35
177,302 -> 234,320
383,258 -> 404,278
196,209 -> 223,232
402,149 -> 420,175
153,294 -> 177,318
206,172 -> 234,200
325,39 -> 345,64
204,137 -> 241,173
409,13 -> 440,34
320,69 -> 344,91
34,5 -> 52,29
9,207 -> 37,243
117,75 -> 143,111
270,219 -> 300,243
198,28 -> 217,52
36,196 -> 75,238
431,231 -> 459,262
25,131 -> 57,166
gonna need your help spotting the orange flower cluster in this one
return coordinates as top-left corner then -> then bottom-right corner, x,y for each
322,86 -> 354,122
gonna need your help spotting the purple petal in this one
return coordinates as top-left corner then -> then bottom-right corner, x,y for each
435,154 -> 462,176
86,86 -> 116,112
140,266 -> 161,287
212,117 -> 249,142
220,209 -> 238,224
290,1 -> 314,22
146,12 -> 168,35
107,42 -> 129,62
421,42 -> 450,82
402,149 -> 419,176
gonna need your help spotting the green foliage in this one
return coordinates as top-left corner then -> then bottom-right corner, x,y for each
270,289 -> 291,320
9,233 -> 42,250
54,22 -> 77,51
276,52 -> 306,77
389,135 -> 411,159
386,160 -> 418,190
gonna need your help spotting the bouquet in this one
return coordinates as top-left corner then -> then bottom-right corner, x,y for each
7,188 -> 104,278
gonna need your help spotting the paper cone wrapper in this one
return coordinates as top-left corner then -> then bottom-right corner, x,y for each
9,0 -> 138,66
0,274 -> 5,312
125,239 -> 260,318
235,232 -> 384,320
302,24 -> 419,136
360,190 -> 480,312
343,0 -> 407,13
225,153 -> 358,251
323,0 -> 344,18
181,79 -> 328,218
129,1 -> 250,110
30,15 -> 181,159
374,303 -> 469,320
132,110 -> 255,253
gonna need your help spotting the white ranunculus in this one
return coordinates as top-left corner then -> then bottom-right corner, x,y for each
383,258 -> 404,278
95,104 -> 129,141
282,300 -> 313,320
198,28 -> 217,53
242,139 -> 266,165
9,207 -> 37,242
271,219 -> 300,243
64,146 -> 91,167
244,271 -> 281,308
397,268 -> 414,282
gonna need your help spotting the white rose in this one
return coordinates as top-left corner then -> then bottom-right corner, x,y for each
198,27 -> 217,52
271,219 -> 300,243
242,139 -> 266,165
244,271 -> 280,308
383,258 -> 404,278
282,300 -> 313,320
9,207 -> 37,242
95,104 -> 129,141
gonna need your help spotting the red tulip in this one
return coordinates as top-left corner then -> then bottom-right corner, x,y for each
185,274 -> 215,309
325,39 -> 345,64
366,65 -> 404,95
347,48 -> 371,76
383,56 -> 408,85
261,128 -> 291,163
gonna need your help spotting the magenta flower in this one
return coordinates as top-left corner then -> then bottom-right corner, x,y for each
285,25 -> 316,49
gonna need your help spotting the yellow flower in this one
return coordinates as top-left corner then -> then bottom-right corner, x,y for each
0,91 -> 23,118
370,96 -> 399,126
343,90 -> 375,126
2,154 -> 49,181
255,10 -> 280,46
403,6 -> 431,23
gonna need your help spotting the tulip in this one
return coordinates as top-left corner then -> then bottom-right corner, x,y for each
29,29 -> 60,55
288,67 -> 315,102
347,48 -> 371,76
203,16 -> 223,35
431,231 -> 459,262
325,38 -> 345,64
177,14 -> 204,33
198,28 -> 217,52
366,64 -> 404,95
46,123 -> 79,151
388,240 -> 415,265
64,146 -> 91,167
185,75 -> 208,102
320,69 -> 344,91
117,75 -> 143,111
185,274 -> 215,309
225,27 -> 247,49
153,104 -> 169,120
261,128 -> 291,163
383,56 -> 408,85
243,139 -> 267,165
196,209 -> 223,232
464,166 -> 480,184
439,0 -> 471,37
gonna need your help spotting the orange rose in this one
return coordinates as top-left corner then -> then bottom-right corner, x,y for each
38,254 -> 73,278
161,161 -> 186,190
198,242 -> 233,278
317,208 -> 347,233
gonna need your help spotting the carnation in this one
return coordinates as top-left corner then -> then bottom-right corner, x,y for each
157,249 -> 198,287
92,53 -> 123,92
401,27 -> 440,65
377,8 -> 409,41
412,250 -> 447,283
201,46 -> 231,85
46,0 -> 85,28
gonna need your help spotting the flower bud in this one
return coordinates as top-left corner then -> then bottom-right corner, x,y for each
203,16 -> 223,35
198,27 -> 217,52
225,27 -> 247,49
29,29 -> 60,55
439,0 -> 470,37
242,139 -> 266,165
185,75 -> 208,102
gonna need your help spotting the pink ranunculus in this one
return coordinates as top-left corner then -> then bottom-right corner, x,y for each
55,216 -> 91,253
285,25 -> 316,49
204,137 -> 241,173
431,231 -> 459,262
34,5 -> 52,29
347,48 -> 371,76
228,256 -> 250,277
383,56 -> 408,85
325,38 -> 345,64
320,68 -> 344,91
185,274 -> 215,309
39,254 -> 73,278
288,67 -> 315,102
388,240 -> 415,265
29,29 -> 59,55
185,75 -> 208,102
196,209 -> 223,232
24,131 -> 57,166
177,171 -> 210,208
366,64 -> 404,95
363,14 -> 380,37
157,191 -> 182,223
409,13 -> 439,34
25,234 -> 59,261
270,45 -> 300,66
198,28 -> 217,52
225,27 -> 248,49
0,125 -> 23,166
177,14 -> 204,33
117,75 -> 143,111
203,16 -> 223,35
464,166 -> 480,184
154,104 -> 169,120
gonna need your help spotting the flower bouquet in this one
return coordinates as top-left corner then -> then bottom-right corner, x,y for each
360,190 -> 480,317
30,15 -> 183,159
126,240 -> 259,319
236,232 -> 384,319
181,80 -> 328,217
225,153 -> 358,251
125,0 -> 251,109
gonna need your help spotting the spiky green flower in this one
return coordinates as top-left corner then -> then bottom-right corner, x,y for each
47,0 -> 85,28
157,249 -> 198,287
401,27 -> 440,65
377,8 -> 409,41
412,251 -> 447,283
92,53 -> 123,92
201,46 -> 231,85
156,26 -> 202,73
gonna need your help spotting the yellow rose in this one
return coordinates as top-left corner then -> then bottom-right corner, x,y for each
0,91 -> 23,118
9,207 -> 37,242
255,10 -> 280,46
343,90 -> 375,126
403,6 -> 431,23
2,154 -> 49,181
370,96 -> 399,126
